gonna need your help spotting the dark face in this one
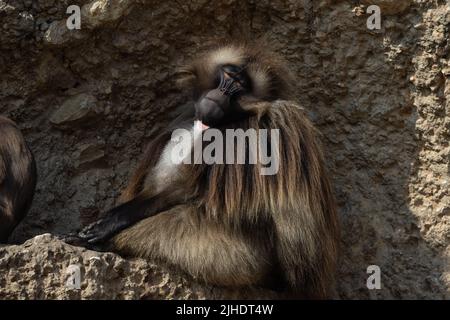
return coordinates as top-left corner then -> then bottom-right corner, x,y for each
194,64 -> 251,128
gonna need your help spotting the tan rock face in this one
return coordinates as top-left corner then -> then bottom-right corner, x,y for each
360,0 -> 413,15
0,0 -> 449,299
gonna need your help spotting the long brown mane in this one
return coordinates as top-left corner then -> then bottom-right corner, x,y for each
183,100 -> 339,296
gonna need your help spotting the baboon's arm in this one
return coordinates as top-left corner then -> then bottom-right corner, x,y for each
78,189 -> 183,244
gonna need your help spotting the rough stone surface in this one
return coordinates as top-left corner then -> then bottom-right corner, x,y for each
360,0 -> 413,15
0,0 -> 449,299
49,93 -> 99,127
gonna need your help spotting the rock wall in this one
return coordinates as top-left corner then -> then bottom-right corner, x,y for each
0,0 -> 449,299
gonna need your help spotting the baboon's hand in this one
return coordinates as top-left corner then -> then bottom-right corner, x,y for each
58,233 -> 104,251
78,211 -> 128,244
77,197 -> 152,244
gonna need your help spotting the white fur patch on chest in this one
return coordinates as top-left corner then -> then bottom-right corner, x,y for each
146,123 -> 201,193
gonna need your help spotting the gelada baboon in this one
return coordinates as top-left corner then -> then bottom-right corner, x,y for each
75,42 -> 339,298
0,116 -> 37,242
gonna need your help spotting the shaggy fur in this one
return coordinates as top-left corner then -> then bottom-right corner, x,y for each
0,116 -> 36,242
